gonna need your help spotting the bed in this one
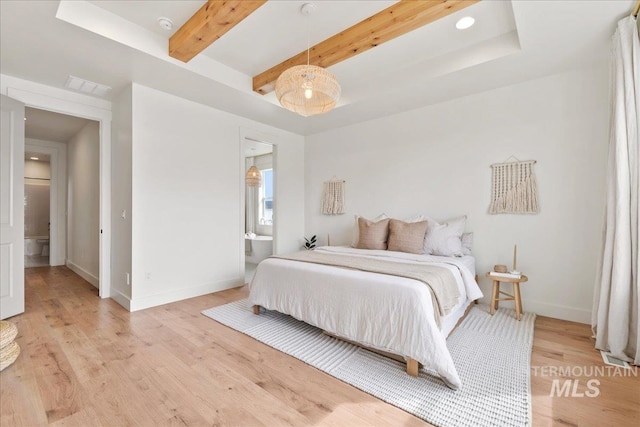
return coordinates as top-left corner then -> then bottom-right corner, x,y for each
248,245 -> 483,390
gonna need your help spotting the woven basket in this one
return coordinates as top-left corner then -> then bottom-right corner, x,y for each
0,341 -> 20,371
0,321 -> 17,349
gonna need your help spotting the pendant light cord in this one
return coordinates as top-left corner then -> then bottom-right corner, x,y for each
306,11 -> 310,68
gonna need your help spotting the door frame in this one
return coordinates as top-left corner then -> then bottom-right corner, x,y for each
239,127 -> 278,279
5,84 -> 112,298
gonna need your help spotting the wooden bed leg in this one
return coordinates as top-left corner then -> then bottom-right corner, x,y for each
407,358 -> 419,377
252,305 -> 260,315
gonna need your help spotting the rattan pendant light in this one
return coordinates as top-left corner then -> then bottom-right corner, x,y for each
275,3 -> 341,117
245,166 -> 261,187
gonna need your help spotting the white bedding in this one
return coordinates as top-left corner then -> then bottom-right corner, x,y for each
456,255 -> 476,278
248,246 -> 482,389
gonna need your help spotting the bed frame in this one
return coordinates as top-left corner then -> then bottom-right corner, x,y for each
252,299 -> 476,377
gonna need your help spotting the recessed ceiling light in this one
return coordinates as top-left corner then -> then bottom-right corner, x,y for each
30,157 -> 39,160
157,17 -> 174,31
456,16 -> 475,30
24,117 -> 27,121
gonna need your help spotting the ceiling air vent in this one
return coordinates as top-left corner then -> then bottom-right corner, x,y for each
64,75 -> 111,97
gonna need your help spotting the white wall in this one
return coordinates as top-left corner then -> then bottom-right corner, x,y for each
305,66 -> 610,324
24,159 -> 51,239
24,160 -> 50,239
24,159 -> 50,179
110,85 -> 133,307
67,121 -> 100,287
129,84 -> 304,311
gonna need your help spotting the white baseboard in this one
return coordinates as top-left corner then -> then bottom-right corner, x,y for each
524,299 -> 591,324
49,257 -> 66,267
129,277 -> 244,312
478,295 -> 591,324
66,260 -> 99,288
110,288 -> 131,311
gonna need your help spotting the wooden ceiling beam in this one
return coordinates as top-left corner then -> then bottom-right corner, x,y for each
253,0 -> 480,95
170,0 -> 267,63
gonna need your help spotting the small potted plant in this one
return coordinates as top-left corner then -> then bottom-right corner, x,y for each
304,235 -> 317,250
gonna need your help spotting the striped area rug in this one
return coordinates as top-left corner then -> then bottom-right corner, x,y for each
202,300 -> 535,427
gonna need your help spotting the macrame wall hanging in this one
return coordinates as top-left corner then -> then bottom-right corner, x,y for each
489,158 -> 539,214
321,178 -> 345,215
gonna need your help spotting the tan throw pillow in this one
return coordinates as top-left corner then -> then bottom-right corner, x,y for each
387,219 -> 428,254
351,213 -> 388,247
356,217 -> 390,250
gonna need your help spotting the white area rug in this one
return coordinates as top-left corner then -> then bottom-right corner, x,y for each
202,300 -> 535,427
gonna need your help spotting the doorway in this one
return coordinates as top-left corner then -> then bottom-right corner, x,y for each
24,151 -> 51,268
4,80 -> 112,301
23,107 -> 100,291
243,138 -> 274,284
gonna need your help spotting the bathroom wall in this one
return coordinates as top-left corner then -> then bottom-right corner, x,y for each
24,159 -> 50,239
24,159 -> 50,180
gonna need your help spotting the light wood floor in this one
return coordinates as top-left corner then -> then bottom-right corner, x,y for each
1,267 -> 638,426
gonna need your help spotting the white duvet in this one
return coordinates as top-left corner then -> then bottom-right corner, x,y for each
248,246 -> 482,389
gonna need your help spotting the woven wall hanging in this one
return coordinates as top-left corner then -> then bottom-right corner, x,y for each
489,159 -> 539,214
321,178 -> 345,215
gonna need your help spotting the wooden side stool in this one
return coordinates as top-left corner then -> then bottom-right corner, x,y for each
486,273 -> 528,320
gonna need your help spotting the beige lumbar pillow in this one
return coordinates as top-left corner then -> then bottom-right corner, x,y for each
356,217 -> 390,250
387,219 -> 428,254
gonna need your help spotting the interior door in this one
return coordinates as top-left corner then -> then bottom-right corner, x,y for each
1,94 -> 25,320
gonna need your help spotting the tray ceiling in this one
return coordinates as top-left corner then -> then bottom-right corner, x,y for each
0,1 -> 632,135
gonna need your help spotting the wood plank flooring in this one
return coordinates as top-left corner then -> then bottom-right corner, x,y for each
1,266 -> 638,426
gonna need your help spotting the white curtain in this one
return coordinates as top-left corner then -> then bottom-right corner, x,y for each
592,16 -> 640,365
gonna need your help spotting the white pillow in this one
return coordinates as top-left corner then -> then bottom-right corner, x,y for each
404,214 -> 426,223
351,213 -> 388,247
461,232 -> 473,255
423,216 -> 467,257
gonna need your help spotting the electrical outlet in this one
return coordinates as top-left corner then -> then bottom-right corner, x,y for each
121,209 -> 126,219
145,272 -> 151,280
